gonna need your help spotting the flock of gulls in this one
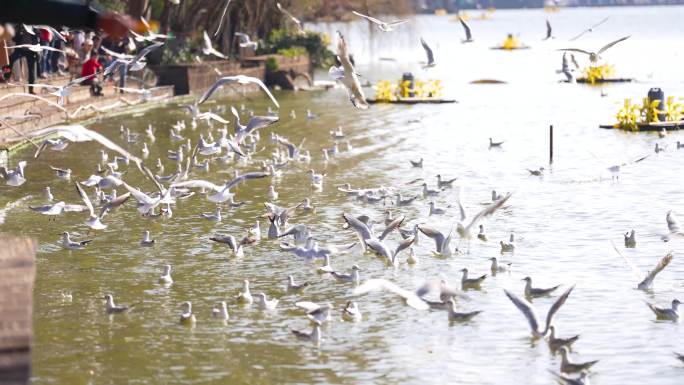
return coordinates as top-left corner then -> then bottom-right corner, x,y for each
1,5 -> 684,385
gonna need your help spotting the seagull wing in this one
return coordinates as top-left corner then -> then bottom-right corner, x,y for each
543,285 -> 574,333
459,17 -> 472,40
610,241 -> 643,280
244,115 -> 279,136
597,35 -> 630,55
121,182 -> 155,205
394,236 -> 415,257
570,16 -> 610,41
49,165 -> 69,173
353,279 -> 429,310
75,182 -> 96,218
352,11 -> 383,26
171,179 -> 223,191
420,38 -> 435,65
667,211 -> 681,233
214,0 -> 233,37
464,192 -> 512,234
100,192 -> 131,217
335,32 -> 368,109
295,301 -> 321,312
379,215 -> 405,241
225,171 -> 269,190
34,140 -> 49,159
33,25 -> 67,42
103,59 -> 125,77
557,48 -> 593,56
417,225 -> 445,253
199,112 -> 230,124
132,42 -> 164,63
0,93 -> 66,114
388,19 -> 410,27
504,289 -> 541,334
456,187 -> 467,221
343,213 -> 373,241
30,125 -> 142,165
641,253 -> 673,286
202,30 -> 213,52
198,76 -> 278,108
545,19 -> 552,40
277,3 -> 304,33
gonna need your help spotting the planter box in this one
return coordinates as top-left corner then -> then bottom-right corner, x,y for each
149,61 -> 266,96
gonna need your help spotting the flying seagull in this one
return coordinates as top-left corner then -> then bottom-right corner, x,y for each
213,0 -> 233,37
277,2 -> 305,34
420,38 -> 436,68
202,31 -> 227,59
612,243 -> 673,290
351,11 -> 409,32
543,19 -> 554,40
458,16 -> 473,43
6,44 -> 65,53
558,35 -> 630,63
328,31 -> 368,109
198,75 -> 279,108
570,16 -> 610,41
504,286 -> 575,338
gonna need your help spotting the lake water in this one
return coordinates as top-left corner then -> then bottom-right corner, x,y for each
2,5 -> 684,385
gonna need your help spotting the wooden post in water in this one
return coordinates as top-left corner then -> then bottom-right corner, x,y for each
0,235 -> 36,385
549,125 -> 554,164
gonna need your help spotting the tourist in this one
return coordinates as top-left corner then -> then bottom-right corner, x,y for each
78,39 -> 93,64
38,27 -> 53,78
0,23 -> 10,82
81,50 -> 103,96
9,23 -> 39,94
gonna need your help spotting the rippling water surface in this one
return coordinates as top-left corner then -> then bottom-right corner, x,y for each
2,6 -> 684,385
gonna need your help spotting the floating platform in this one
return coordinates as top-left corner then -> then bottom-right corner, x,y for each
599,121 -> 683,131
577,78 -> 634,84
366,98 -> 457,105
490,46 -> 531,50
470,79 -> 507,84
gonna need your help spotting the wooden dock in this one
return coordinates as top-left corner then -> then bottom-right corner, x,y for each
599,121 -> 683,131
366,98 -> 457,104
0,236 -> 36,385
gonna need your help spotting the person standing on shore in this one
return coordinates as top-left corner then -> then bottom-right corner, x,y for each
9,25 -> 39,94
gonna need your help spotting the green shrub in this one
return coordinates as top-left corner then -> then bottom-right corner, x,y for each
277,46 -> 307,59
262,29 -> 334,67
265,57 -> 279,72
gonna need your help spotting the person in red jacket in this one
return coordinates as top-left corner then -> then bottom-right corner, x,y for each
81,51 -> 103,96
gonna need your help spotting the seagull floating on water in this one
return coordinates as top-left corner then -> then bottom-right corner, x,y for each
256,293 -> 279,310
61,232 -> 91,250
159,265 -> 173,284
287,275 -> 311,294
141,230 -> 155,246
448,298 -> 482,322
104,294 -> 139,314
548,325 -> 580,352
624,230 -> 636,248
559,346 -> 599,373
460,268 -> 487,290
647,299 -> 680,321
342,301 -> 363,322
180,301 -> 197,326
237,280 -> 253,305
212,301 -> 229,321
523,276 -> 561,298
